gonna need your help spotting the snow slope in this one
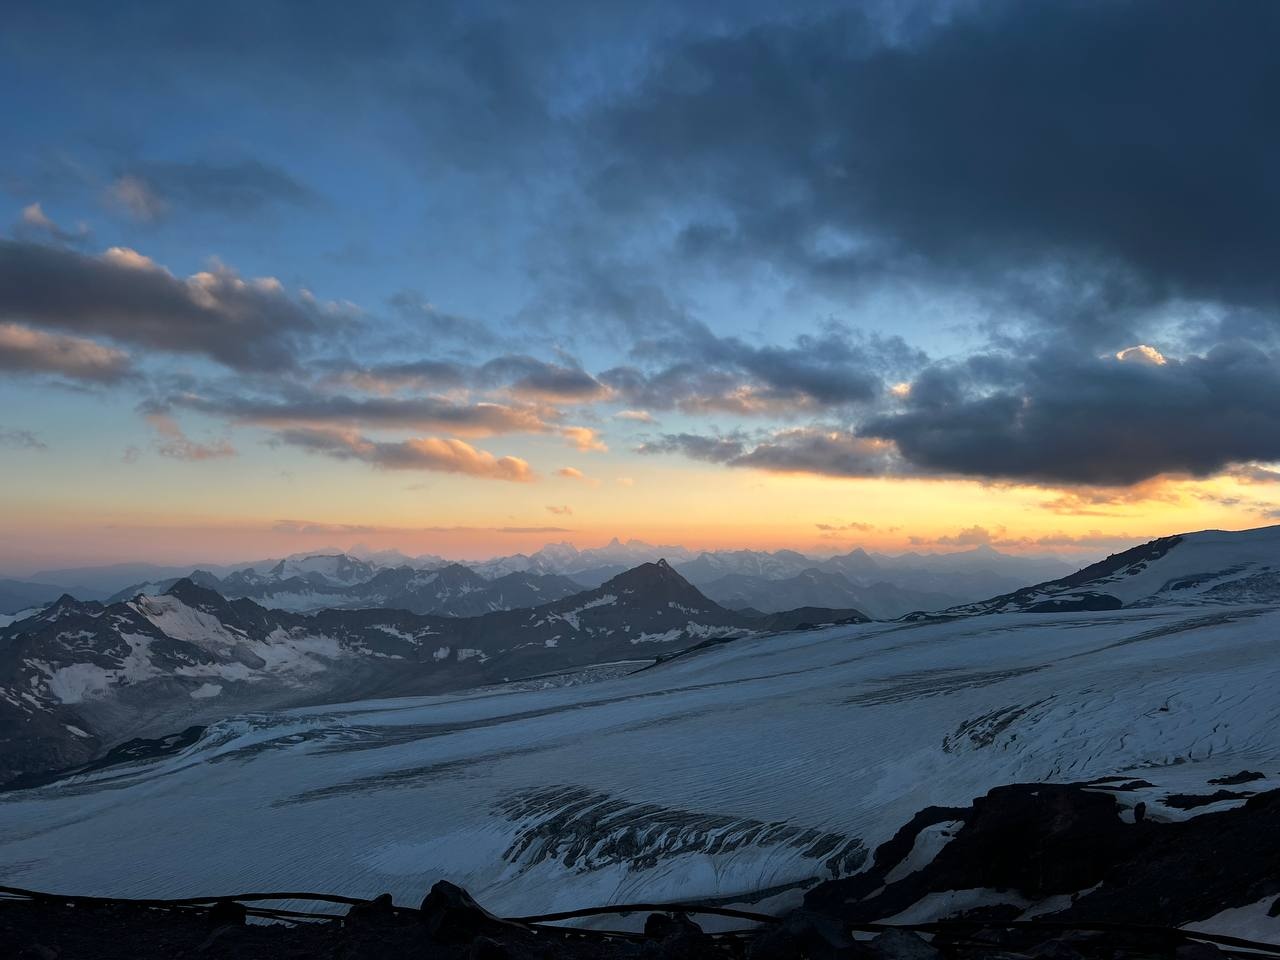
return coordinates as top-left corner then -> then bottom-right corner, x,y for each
943,524 -> 1280,614
2,599 -> 1278,932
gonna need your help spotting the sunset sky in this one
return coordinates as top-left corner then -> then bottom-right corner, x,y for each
3,1 -> 1280,573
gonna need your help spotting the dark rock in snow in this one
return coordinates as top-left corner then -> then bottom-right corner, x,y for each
347,892 -> 398,926
420,881 -> 522,945
869,929 -> 941,960
206,899 -> 246,927
1208,770 -> 1266,785
1161,789 -> 1252,809
800,782 -> 1280,946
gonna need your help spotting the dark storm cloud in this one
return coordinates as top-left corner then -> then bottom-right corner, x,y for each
733,428 -> 904,477
864,343 -> 1280,486
109,160 -> 316,220
590,1 -> 1280,322
0,240 -> 323,371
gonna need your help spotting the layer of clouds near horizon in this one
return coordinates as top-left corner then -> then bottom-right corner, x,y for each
1,0 -> 1280,500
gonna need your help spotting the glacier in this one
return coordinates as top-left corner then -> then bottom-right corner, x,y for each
2,598 -> 1278,932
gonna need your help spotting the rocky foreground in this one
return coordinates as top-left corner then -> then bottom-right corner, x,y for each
4,780 -> 1279,959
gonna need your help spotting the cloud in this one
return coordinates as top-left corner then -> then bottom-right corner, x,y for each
545,504 -> 573,515
864,343 -> 1280,486
1226,464 -> 1280,485
173,390 -> 552,438
639,427 -> 904,478
1038,482 -> 1183,516
932,525 -> 998,547
733,429 -> 902,477
0,322 -> 131,382
586,2 -> 1280,323
320,353 -> 609,406
615,476 -> 634,487
272,519 -> 379,535
389,291 -> 499,349
274,427 -> 534,481
602,326 -> 918,417
1114,344 -> 1168,366
14,203 -> 90,244
815,521 -> 875,533
0,427 -> 46,450
145,413 -> 236,461
613,409 -> 655,423
561,425 -> 607,452
0,240 -> 324,371
271,519 -> 572,535
109,160 -> 315,219
107,175 -> 168,221
555,466 -> 601,487
319,359 -> 469,395
637,432 -> 747,463
913,525 -> 1142,552
480,355 -> 609,403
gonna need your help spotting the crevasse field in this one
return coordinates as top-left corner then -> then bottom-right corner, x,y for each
2,602 -> 1278,924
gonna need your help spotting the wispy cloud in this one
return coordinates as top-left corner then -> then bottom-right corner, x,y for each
613,409 -> 655,424
146,413 -> 236,461
0,427 -> 46,450
14,202 -> 90,244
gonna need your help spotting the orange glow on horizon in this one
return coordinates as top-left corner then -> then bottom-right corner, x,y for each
2,462 -> 1276,572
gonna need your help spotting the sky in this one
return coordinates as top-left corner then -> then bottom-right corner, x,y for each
3,0 -> 1280,573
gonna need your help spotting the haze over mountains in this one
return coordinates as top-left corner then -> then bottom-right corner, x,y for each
4,538 -> 1078,621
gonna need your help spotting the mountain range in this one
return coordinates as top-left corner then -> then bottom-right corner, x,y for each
2,525 -> 1273,790
4,538 -> 1078,620
0,560 -> 866,785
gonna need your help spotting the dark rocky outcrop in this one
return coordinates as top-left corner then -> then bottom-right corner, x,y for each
800,781 -> 1280,947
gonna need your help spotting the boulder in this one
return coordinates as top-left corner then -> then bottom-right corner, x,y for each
420,880 -> 524,945
868,929 -> 940,960
346,891 -> 397,925
206,898 -> 247,927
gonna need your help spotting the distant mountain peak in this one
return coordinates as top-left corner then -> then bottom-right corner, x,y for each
163,577 -> 229,611
35,593 -> 91,622
601,560 -> 720,610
